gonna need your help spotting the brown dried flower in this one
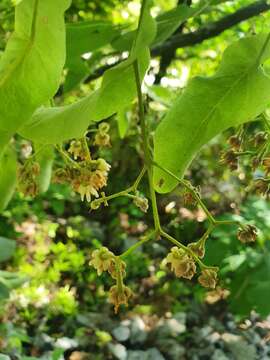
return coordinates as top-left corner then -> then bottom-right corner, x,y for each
198,268 -> 218,289
109,285 -> 133,313
237,224 -> 257,244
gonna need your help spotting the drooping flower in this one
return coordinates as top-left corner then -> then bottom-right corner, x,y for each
89,247 -> 114,276
237,224 -> 257,244
109,284 -> 133,313
165,247 -> 196,280
198,268 -> 218,289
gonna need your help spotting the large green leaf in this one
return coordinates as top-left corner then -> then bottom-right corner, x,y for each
112,0 -> 212,51
0,237 -> 16,262
0,0 -> 70,155
229,249 -> 270,316
0,146 -> 17,212
20,0 -> 157,145
153,33 -> 270,193
65,21 -> 121,91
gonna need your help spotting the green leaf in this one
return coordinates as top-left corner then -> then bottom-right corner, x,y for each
20,0 -> 157,145
153,4 -> 196,46
0,283 -> 10,301
0,237 -> 16,262
112,0 -> 212,51
0,146 -> 17,212
0,0 -> 71,154
229,250 -> 270,316
147,85 -> 176,106
117,107 -> 129,139
65,21 -> 121,91
153,33 -> 270,193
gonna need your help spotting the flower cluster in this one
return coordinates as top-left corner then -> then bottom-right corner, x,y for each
94,122 -> 111,147
54,158 -> 110,202
89,247 -> 132,312
221,128 -> 270,197
17,161 -> 40,197
165,246 -> 219,289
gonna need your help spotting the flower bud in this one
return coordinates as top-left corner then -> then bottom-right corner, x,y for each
198,268 -> 218,289
90,199 -> 101,210
188,240 -> 205,258
133,196 -> 149,213
99,122 -> 110,134
237,224 -> 257,244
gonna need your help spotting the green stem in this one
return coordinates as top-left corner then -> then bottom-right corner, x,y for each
133,60 -> 161,232
160,230 -> 212,270
55,145 -> 80,168
82,136 -> 91,161
153,161 -> 216,225
120,230 -> 156,259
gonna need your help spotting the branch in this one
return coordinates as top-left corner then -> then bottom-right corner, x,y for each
84,0 -> 270,84
152,0 -> 270,56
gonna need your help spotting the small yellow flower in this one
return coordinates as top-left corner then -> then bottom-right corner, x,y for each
90,247 -> 114,276
68,139 -> 87,160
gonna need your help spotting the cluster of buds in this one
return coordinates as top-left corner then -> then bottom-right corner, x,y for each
90,247 -> 132,313
133,192 -> 149,213
94,122 -> 111,147
222,128 -> 270,200
54,158 -> 110,202
237,224 -> 258,244
17,161 -> 40,197
165,247 -> 196,279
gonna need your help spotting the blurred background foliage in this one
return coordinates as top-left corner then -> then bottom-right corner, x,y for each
0,0 -> 270,359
